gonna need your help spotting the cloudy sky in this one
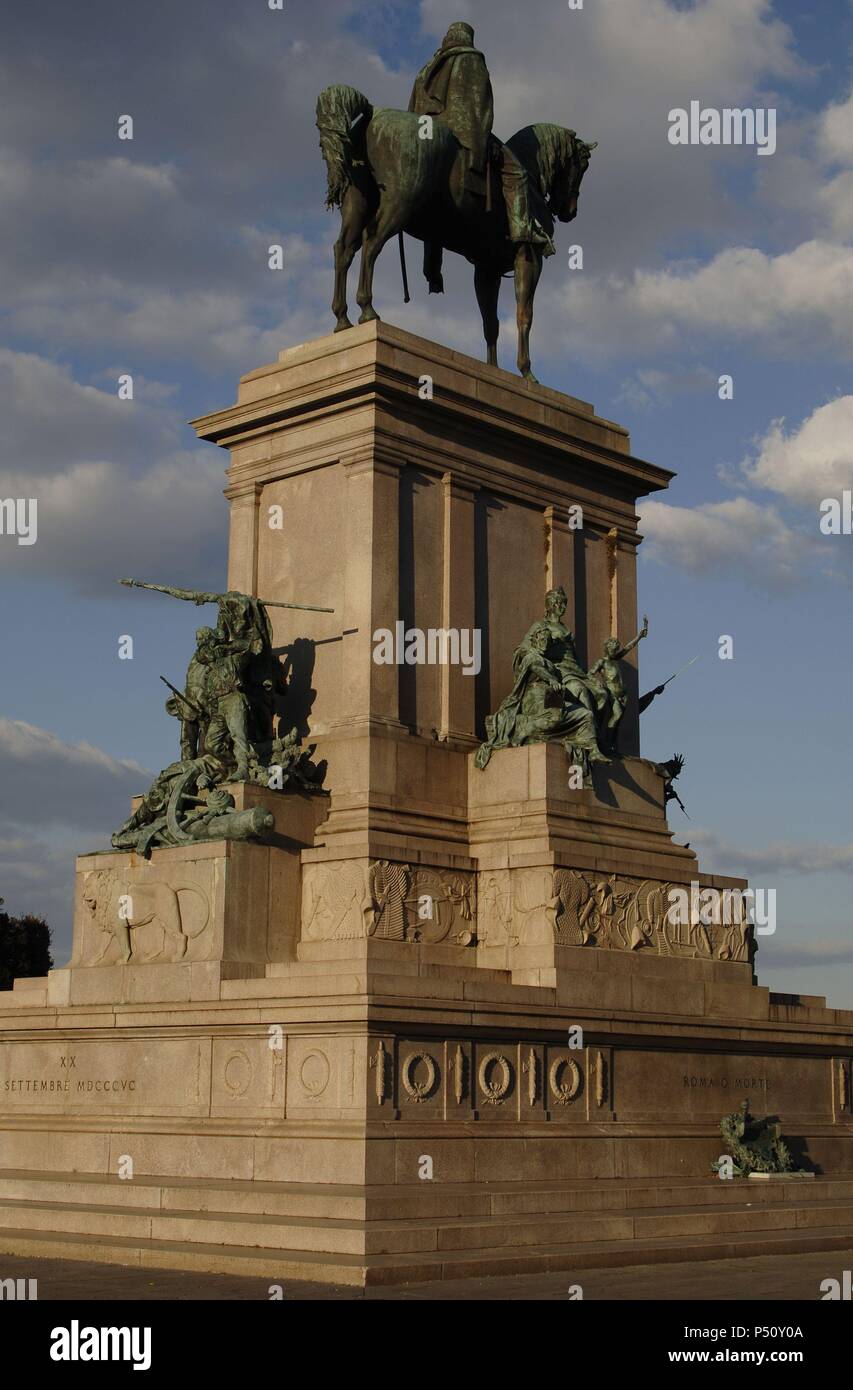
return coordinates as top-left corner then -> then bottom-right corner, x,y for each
1,0 -> 852,1002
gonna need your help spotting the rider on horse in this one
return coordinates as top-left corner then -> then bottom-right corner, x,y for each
408,22 -> 556,288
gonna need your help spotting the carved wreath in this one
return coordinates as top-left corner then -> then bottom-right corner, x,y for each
402,1051 -> 438,1104
549,1056 -> 582,1106
478,1052 -> 512,1106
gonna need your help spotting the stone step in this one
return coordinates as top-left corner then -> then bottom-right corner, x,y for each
0,1199 -> 367,1255
0,989 -> 48,1009
2,1217 -> 853,1286
1,1187 -> 852,1258
222,971 -> 543,1003
2,1170 -> 853,1223
266,956 -> 511,983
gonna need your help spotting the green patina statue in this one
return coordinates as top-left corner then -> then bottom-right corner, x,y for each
474,590 -> 680,788
712,1100 -> 800,1177
588,616 -> 649,754
316,20 -> 596,380
111,756 -> 275,858
111,580 -> 329,854
474,586 -> 612,783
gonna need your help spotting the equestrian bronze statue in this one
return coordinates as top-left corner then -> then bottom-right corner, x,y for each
316,21 -> 596,381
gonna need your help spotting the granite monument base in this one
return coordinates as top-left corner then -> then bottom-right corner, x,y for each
1,331 -> 850,1284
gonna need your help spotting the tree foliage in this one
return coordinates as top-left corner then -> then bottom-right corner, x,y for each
0,898 -> 54,992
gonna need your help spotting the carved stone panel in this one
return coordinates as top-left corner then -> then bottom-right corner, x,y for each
301,862 -> 373,941
545,1048 -> 584,1118
397,1043 -> 443,1117
512,868 -> 560,946
477,869 -> 516,950
550,869 -> 753,962
301,860 -> 476,945
211,1036 -> 285,1117
474,1043 -> 517,1120
285,1034 -> 362,1117
400,867 -> 475,945
74,860 -> 214,966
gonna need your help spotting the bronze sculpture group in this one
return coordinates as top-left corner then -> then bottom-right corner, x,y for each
475,586 -> 649,783
113,577 -> 679,849
111,580 -> 326,856
317,21 -> 596,380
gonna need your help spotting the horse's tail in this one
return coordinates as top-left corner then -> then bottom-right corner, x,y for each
316,85 -> 374,209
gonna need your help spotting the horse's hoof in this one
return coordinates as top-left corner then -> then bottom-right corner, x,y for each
334,318 -> 353,333
358,307 -> 380,325
522,370 -> 540,384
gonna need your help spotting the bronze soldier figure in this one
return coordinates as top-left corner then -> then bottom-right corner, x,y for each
409,19 -> 555,287
164,626 -> 216,762
196,633 -> 255,783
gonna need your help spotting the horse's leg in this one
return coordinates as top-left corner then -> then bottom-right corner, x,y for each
424,240 -> 444,294
355,207 -> 401,324
475,262 -> 501,368
332,185 -> 368,332
514,244 -> 543,381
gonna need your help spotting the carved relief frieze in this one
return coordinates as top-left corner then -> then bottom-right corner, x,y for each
512,868 -> 560,946
548,869 -> 753,963
301,860 -> 476,944
477,869 -> 517,949
77,865 -> 212,966
302,862 -> 373,941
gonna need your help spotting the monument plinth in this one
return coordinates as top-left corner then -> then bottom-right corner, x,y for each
1,327 -> 852,1286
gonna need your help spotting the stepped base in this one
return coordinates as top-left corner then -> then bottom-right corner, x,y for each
1,1173 -> 853,1287
1,956 -> 852,1286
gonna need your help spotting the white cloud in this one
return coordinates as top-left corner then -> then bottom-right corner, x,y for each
0,717 -> 149,836
4,235 -> 330,375
0,348 -> 177,467
818,90 -> 853,165
638,394 -> 853,589
760,943 -> 853,969
0,350 -> 227,591
692,827 -> 853,876
545,241 -> 853,361
424,0 -> 801,125
820,170 -> 853,239
0,718 -> 149,955
0,0 -> 808,387
0,454 -> 227,593
638,495 -> 816,587
741,396 -> 853,504
616,365 -> 718,410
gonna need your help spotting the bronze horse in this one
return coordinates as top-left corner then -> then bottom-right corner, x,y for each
317,85 -> 596,381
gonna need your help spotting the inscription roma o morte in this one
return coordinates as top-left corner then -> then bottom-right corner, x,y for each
683,1075 -> 769,1091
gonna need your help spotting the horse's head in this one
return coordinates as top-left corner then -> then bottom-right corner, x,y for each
557,135 -> 597,223
507,124 -> 597,224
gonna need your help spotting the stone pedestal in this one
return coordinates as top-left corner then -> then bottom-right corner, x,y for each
191,320 -> 669,861
52,789 -> 326,1005
1,328 -> 851,1286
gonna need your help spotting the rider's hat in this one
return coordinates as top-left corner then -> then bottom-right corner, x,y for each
442,22 -> 475,47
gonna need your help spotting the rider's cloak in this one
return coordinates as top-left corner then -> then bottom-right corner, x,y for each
408,43 -> 494,174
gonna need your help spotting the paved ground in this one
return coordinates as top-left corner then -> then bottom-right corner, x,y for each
2,1247 -> 851,1300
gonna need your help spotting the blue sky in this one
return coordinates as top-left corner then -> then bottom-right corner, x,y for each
1,0 -> 852,1002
